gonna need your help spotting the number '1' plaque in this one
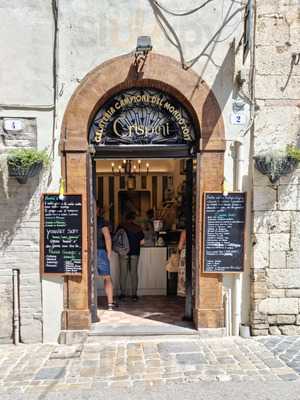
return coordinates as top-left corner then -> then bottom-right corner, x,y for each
41,194 -> 82,275
203,192 -> 246,273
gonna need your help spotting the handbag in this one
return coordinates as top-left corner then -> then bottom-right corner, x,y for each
165,252 -> 179,273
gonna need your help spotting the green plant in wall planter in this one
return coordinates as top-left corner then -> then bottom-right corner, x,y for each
254,145 -> 299,184
286,145 -> 300,162
7,148 -> 49,184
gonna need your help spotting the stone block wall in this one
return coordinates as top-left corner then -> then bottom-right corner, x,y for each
252,173 -> 300,335
0,118 -> 44,343
251,0 -> 300,335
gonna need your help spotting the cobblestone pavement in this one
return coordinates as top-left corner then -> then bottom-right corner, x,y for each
0,336 -> 300,397
257,336 -> 300,374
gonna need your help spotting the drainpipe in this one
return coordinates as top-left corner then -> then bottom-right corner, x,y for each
12,269 -> 20,345
232,141 -> 243,336
224,288 -> 232,336
233,0 -> 256,337
233,274 -> 242,336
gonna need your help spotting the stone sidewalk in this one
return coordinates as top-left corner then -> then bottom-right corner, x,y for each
0,336 -> 300,396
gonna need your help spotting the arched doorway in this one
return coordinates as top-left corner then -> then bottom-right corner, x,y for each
89,85 -> 198,327
59,52 -> 225,331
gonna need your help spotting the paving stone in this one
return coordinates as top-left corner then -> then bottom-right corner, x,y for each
217,357 -> 236,364
244,370 -> 259,376
111,375 -> 130,381
80,368 -> 96,377
184,370 -> 203,377
161,372 -> 183,378
203,368 -> 224,375
144,353 -> 160,360
142,344 -> 158,354
114,367 -> 128,377
127,356 -> 143,362
216,374 -> 232,382
145,359 -> 160,367
34,367 -> 66,380
160,352 -> 174,361
176,353 -> 206,365
82,360 -> 99,367
158,342 -> 199,353
109,380 -> 131,388
262,358 -> 285,368
279,373 -> 299,381
127,366 -> 144,374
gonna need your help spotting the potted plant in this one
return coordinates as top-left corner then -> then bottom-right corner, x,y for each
254,146 -> 299,184
7,148 -> 49,184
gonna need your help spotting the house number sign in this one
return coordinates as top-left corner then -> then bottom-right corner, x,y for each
89,88 -> 196,146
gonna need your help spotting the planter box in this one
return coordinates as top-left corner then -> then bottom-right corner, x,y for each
254,155 -> 298,184
8,161 -> 43,184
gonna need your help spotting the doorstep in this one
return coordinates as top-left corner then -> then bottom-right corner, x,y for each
89,321 -> 197,336
58,326 -> 226,345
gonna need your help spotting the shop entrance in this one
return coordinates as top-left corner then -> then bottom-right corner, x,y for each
59,52 -> 226,333
91,156 -> 196,333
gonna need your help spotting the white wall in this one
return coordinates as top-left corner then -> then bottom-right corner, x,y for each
0,0 -> 251,340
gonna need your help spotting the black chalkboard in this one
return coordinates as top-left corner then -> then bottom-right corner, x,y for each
203,192 -> 246,273
42,194 -> 82,274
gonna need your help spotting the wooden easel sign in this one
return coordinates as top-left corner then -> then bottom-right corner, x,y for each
203,192 -> 246,273
40,194 -> 83,275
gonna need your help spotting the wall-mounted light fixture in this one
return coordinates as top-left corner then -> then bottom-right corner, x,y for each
59,178 -> 65,201
134,36 -> 152,74
292,52 -> 300,66
222,177 -> 229,197
281,52 -> 300,91
135,36 -> 152,56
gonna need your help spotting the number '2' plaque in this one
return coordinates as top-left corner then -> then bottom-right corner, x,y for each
41,194 -> 82,275
203,192 -> 246,273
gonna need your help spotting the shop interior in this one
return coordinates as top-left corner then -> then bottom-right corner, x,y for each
94,158 -> 196,330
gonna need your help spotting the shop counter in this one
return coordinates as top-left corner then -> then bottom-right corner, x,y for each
97,247 -> 168,296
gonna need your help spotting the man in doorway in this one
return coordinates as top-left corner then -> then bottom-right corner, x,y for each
118,211 -> 144,301
143,208 -> 155,246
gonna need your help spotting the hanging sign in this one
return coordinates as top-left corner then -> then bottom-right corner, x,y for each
203,192 -> 246,273
41,194 -> 82,275
89,88 -> 196,146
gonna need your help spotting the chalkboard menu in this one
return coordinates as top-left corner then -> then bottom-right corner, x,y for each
42,194 -> 82,275
203,192 -> 246,273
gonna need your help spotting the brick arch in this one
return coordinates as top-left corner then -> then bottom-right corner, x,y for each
60,52 -> 225,152
59,52 -> 225,331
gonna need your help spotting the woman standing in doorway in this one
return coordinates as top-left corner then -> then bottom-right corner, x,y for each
97,206 -> 117,310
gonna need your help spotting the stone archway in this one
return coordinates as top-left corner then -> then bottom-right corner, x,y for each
60,52 -> 225,330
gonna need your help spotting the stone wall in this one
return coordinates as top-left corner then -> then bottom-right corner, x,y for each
0,118 -> 44,343
0,271 -> 13,344
0,1 -> 54,343
251,0 -> 300,335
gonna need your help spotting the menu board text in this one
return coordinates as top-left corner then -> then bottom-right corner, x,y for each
42,194 -> 82,274
204,193 -> 246,273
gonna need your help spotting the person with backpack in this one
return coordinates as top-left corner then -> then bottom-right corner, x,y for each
115,211 -> 144,301
97,206 -> 117,311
